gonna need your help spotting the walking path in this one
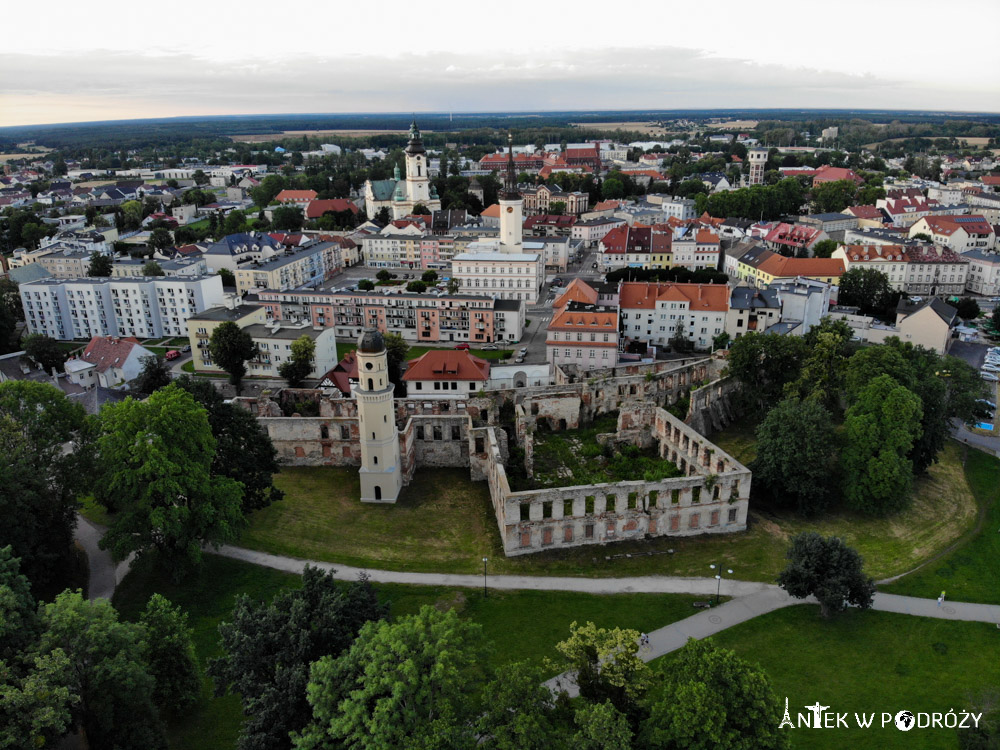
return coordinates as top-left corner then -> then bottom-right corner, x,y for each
73,516 -> 117,601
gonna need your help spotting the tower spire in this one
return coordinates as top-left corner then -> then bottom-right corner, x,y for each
500,131 -> 519,200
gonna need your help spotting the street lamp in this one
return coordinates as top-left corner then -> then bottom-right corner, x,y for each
482,557 -> 489,598
710,563 -> 733,606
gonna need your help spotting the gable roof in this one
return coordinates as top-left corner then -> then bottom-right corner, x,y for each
305,199 -> 359,219
319,350 -> 358,394
368,179 -> 397,201
78,336 -> 146,373
548,304 -> 618,332
553,279 -> 599,310
403,350 -> 490,382
275,189 -> 318,202
756,255 -> 846,278
619,282 -> 729,311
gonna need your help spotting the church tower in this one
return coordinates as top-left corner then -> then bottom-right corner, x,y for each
498,132 -> 523,253
392,121 -> 441,218
355,328 -> 402,503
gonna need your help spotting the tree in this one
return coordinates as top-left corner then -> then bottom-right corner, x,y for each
278,334 -> 316,388
955,297 -> 981,321
553,621 -> 651,727
223,210 -> 248,236
712,331 -> 731,350
911,232 -> 933,242
251,174 -> 286,207
295,605 -> 488,750
0,382 -> 89,588
406,280 -> 427,293
422,270 -> 438,283
811,238 -> 838,258
750,397 -> 838,515
811,179 -> 858,213
777,533 -> 876,618
475,661 -> 568,750
0,278 -> 22,354
148,227 -> 173,252
210,567 -> 386,750
382,332 -> 409,392
133,354 -> 173,397
574,701 -> 632,750
376,269 -> 393,282
549,200 -> 567,215
175,376 -> 283,512
139,594 -> 200,715
38,591 -> 166,749
193,169 -> 209,185
0,647 -> 77,749
142,259 -> 165,276
87,250 -> 113,276
209,320 -> 258,394
842,374 -> 922,515
642,639 -> 790,749
121,200 -> 143,230
357,279 -> 375,291
447,278 -> 460,294
22,333 -> 66,373
272,206 -> 304,231
724,332 -> 807,416
838,267 -> 895,317
786,327 -> 850,408
94,384 -> 245,576
374,207 -> 391,225
0,546 -> 40,661
217,267 -> 236,287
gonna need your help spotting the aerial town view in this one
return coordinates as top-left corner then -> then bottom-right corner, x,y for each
2,1 -> 1000,748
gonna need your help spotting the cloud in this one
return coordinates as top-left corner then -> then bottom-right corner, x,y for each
0,45 -> 994,127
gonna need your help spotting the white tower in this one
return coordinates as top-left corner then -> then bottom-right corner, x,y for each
746,148 -> 768,187
355,329 -> 403,503
404,121 -> 431,205
498,132 -> 523,254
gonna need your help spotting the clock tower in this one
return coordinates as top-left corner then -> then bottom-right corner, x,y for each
498,132 -> 523,254
355,328 -> 403,503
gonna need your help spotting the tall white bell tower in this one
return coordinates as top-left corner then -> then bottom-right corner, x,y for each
404,121 -> 431,206
355,329 -> 402,503
498,132 -> 523,253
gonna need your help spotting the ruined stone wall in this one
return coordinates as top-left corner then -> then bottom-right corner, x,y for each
259,415 -> 363,466
685,376 -> 741,435
407,415 -> 472,468
483,403 -> 751,557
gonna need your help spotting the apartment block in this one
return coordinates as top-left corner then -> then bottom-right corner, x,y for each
20,275 -> 225,341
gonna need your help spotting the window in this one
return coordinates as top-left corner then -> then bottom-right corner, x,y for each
606,494 -> 616,512
689,513 -> 700,529
520,503 -> 530,522
416,426 -> 424,440
542,501 -> 553,519
648,490 -> 658,507
340,425 -> 350,440
728,508 -> 738,523
585,496 -> 595,514
563,498 -> 574,516
692,487 -> 701,503
585,524 -> 594,539
627,492 -> 637,509
451,425 -> 460,440
671,489 -> 680,504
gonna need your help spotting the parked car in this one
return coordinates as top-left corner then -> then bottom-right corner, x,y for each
180,345 -> 191,353
481,343 -> 498,350
518,347 -> 528,355
982,372 -> 999,382
592,262 -> 599,269
454,343 -> 471,350
515,356 -> 525,364
164,350 -> 181,361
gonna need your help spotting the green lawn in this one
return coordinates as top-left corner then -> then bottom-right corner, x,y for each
114,552 -> 706,750
405,345 -> 514,362
241,441 -> 978,582
885,447 -> 1000,603
657,605 -> 1000,749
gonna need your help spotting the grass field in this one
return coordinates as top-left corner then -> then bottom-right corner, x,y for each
114,553 -> 707,750
657,605 -> 1000,749
884,448 -> 1000,603
240,437 -> 976,582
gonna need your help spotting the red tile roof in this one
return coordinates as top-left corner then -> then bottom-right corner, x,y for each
480,204 -> 501,218
764,222 -> 823,248
846,205 -> 885,220
553,279 -> 599,310
275,189 -> 318,203
812,166 -> 863,185
756,255 -> 846,278
619,282 -> 729,312
79,336 -> 143,373
403,350 -> 490,382
548,307 -> 618,332
319,350 -> 358,394
305,199 -> 358,219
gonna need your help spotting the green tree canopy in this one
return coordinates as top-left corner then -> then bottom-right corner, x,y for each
139,594 -> 200,715
0,278 -> 22,354
811,239 -> 838,258
777,532 -> 876,618
838,267 -> 896,317
94,384 -> 245,575
174,375 -> 283,513
87,250 -> 113,276
750,397 -> 839,515
209,566 -> 386,750
0,382 -> 89,588
21,333 -> 66,373
842,374 -> 922,515
955,297 -> 980,321
358,279 -> 375,291
724,332 -> 807,416
133,354 -> 173,397
278,334 -> 316,387
209,320 -> 258,393
422,270 -> 438,283
475,661 -> 569,750
642,639 -> 790,749
272,206 -> 304,231
148,227 -> 173,251
406,280 -> 427,293
295,605 -> 488,750
142,259 -> 165,276
810,179 -> 858,213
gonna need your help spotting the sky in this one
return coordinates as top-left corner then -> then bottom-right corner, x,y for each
2,0 -> 999,128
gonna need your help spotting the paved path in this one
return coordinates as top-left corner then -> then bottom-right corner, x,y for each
73,516 -> 117,601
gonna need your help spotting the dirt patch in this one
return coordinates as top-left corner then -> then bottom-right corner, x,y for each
434,590 -> 467,613
0,151 -> 52,163
706,120 -> 759,129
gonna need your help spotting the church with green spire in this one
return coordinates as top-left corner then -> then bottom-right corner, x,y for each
363,121 -> 441,221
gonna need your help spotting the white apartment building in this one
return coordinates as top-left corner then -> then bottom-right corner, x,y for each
908,215 -> 996,254
20,275 -> 225,341
661,197 -> 697,221
619,282 -> 729,351
670,229 -> 722,271
571,218 -> 627,248
451,251 -> 544,305
833,244 -> 969,296
964,250 -> 1000,297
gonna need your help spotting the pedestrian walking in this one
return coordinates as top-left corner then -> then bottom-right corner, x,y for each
937,591 -> 946,608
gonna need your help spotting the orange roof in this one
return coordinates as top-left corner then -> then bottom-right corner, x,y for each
619,282 -> 729,312
695,228 -> 720,244
403,350 -> 490,382
840,244 -> 909,262
548,308 -> 618,331
756,255 -> 846,278
593,199 -> 623,211
553,279 -> 599,310
275,189 -> 318,202
79,336 -> 143,373
480,204 -> 501,218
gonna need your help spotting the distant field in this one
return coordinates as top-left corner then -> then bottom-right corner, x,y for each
0,151 -> 51,163
231,128 -> 434,142
571,121 -> 678,134
864,136 -> 993,148
706,120 -> 759,129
